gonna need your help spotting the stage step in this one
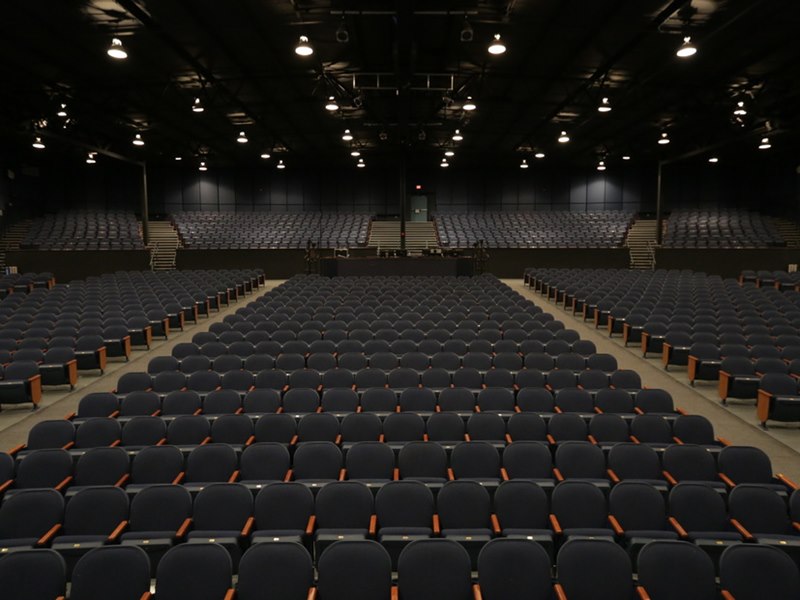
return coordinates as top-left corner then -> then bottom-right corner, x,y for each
147,221 -> 180,271
626,218 -> 657,270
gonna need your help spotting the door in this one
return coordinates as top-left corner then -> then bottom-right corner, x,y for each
408,195 -> 428,222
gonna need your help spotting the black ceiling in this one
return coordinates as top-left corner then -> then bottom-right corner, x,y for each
1,0 -> 798,170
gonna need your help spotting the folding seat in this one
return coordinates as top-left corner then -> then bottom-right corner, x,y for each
338,351 -> 368,372
162,390 -> 203,417
717,445 -> 795,497
153,542 -> 234,600
661,331 -> 693,370
668,482 -> 743,561
72,417 -> 122,453
203,389 -> 244,416
513,386 -> 552,415
116,390 -> 161,422
465,413 -> 507,448
687,342 -> 722,386
585,413 -> 629,449
424,411 -> 466,448
672,414 -> 729,451
608,480 -> 679,558
288,441 -> 343,488
576,369 -> 609,397
364,339 -> 392,354
253,368 -> 288,392
757,372 -> 800,427
554,538 -> 634,600
477,538 -> 554,600
449,441 -> 502,489
235,442 -> 290,493
306,352 -> 335,372
605,442 -> 668,492
586,352 -> 618,372
389,367 -> 421,394
375,481 -> 436,568
546,412 -> 588,444
609,369 -> 642,396
436,387 -> 475,417
114,372 -> 153,397
312,480 -> 376,558
554,352 -> 585,372
462,351 -> 492,373
66,446 -> 130,497
442,339 -> 468,355
662,443 -> 726,491
126,445 -> 184,493
641,324 -> 670,358
436,480 -> 493,568
38,347 -> 78,390
719,543 -> 800,599
0,548 -> 67,599
400,351 -> 430,371
240,389 -> 279,417
10,419 -> 76,457
354,367 -> 387,393
629,414 -> 674,449
237,542 -> 315,600
545,369 -> 577,392
211,354 -> 242,374
553,440 -> 610,492
209,414 -> 254,449
179,354 -> 211,374
634,388 -> 679,417
635,540 -> 717,600
500,441 -> 554,493
50,486 -> 129,573
164,415 -> 211,450
255,340 -> 282,356
319,388 -> 358,417
250,482 -> 315,544
0,488 -> 64,552
344,441 -> 395,489
0,360 -> 43,407
296,412 -> 340,444
119,415 -> 166,450
451,367 -> 483,395
728,484 -> 800,555
503,412 -> 547,444
718,356 -> 760,402
148,356 -> 180,375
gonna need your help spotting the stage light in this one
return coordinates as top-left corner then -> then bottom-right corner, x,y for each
488,34 -> 506,55
295,35 -> 313,56
107,37 -> 128,59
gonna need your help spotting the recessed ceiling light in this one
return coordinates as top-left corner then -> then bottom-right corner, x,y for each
107,37 -> 128,60
198,161 -> 207,172
260,152 -> 271,159
86,152 -> 96,164
658,132 -> 670,145
759,137 -> 771,150
534,152 -> 545,159
350,150 -> 361,157
597,97 -> 612,113
622,155 -> 631,160
463,96 -> 477,111
192,97 -> 204,113
295,35 -> 313,56
597,160 -> 606,171
708,157 -> 719,163
325,96 -> 339,111
558,131 -> 570,143
132,133 -> 144,146
444,150 -> 455,157
237,131 -> 248,143
520,159 -> 529,169
57,104 -> 68,118
676,36 -> 697,58
277,159 -> 286,169
174,156 -> 182,161
733,101 -> 747,116
440,159 -> 449,168
357,158 -> 365,168
452,129 -> 463,142
32,135 -> 45,149
342,129 -> 353,141
488,33 -> 506,55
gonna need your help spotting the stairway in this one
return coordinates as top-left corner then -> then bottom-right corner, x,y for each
625,218 -> 658,270
772,217 -> 800,248
0,220 -> 32,270
146,221 -> 180,271
367,221 -> 439,251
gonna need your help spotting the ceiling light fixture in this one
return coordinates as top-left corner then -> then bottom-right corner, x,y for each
658,132 -> 670,145
198,161 -> 208,172
350,150 -> 361,157
357,158 -> 365,168
260,152 -> 271,159
534,151 -> 545,159
758,137 -> 771,150
444,150 -> 455,157
325,96 -> 339,111
597,97 -> 612,113
708,157 -> 719,163
57,104 -> 68,118
342,129 -> 353,141
32,136 -> 45,149
597,160 -> 607,171
295,35 -> 313,56
676,36 -> 697,58
440,159 -> 449,168
174,156 -> 182,161
460,18 -> 474,42
86,152 -> 97,164
192,97 -> 204,113
733,101 -> 747,116
558,131 -> 570,143
520,159 -> 529,169
463,96 -> 477,111
452,129 -> 463,142
277,159 -> 286,169
335,21 -> 349,43
622,155 -> 631,160
237,131 -> 248,143
107,37 -> 128,60
132,133 -> 144,146
488,33 -> 506,55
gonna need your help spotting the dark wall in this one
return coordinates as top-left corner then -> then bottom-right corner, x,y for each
655,248 -> 800,279
4,250 -> 150,282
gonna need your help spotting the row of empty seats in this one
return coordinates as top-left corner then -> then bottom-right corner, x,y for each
21,210 -> 145,250
662,209 -> 784,248
435,211 -> 633,248
172,211 -> 371,249
740,269 -> 800,290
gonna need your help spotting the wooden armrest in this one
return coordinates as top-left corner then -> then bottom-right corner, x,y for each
176,518 -> 192,538
284,469 -> 294,482
730,518 -> 753,540
447,468 -> 455,481
553,468 -> 564,482
305,515 -> 316,536
464,433 -> 472,441
433,514 -> 440,535
607,469 -> 620,484
662,470 -> 678,486
792,521 -> 800,533
777,473 -> 799,490
587,435 -> 598,445
718,473 -> 736,488
369,514 -> 377,536
720,590 -> 735,600
549,514 -> 562,534
115,473 -> 130,487
393,467 -> 400,481
500,467 -> 509,481
472,583 -> 483,600
290,434 -> 298,445
64,412 -> 76,420
110,439 -> 122,447
0,479 -> 13,496
717,436 -> 732,447
240,516 -> 254,537
338,468 -> 346,481
391,586 -> 399,600
37,523 -> 62,546
108,520 -> 129,542
55,476 -> 73,492
630,435 -> 641,444
172,471 -> 185,484
223,589 -> 235,600
608,514 -> 624,535
633,407 -> 644,415
546,434 -> 556,445
636,585 -> 652,600
554,583 -> 568,600
7,443 -> 25,456
669,517 -> 688,538
228,470 -> 240,483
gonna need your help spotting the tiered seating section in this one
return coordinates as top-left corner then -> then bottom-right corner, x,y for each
740,269 -> 800,291
0,269 -> 263,407
662,209 -> 784,248
525,267 -> 800,427
1,273 -> 799,598
435,211 -> 633,248
172,212 -> 371,249
20,210 -> 145,251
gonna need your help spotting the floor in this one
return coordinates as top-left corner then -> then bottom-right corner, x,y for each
2,275 -> 798,483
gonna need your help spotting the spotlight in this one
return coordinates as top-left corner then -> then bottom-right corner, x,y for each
463,96 -> 477,111
342,129 -> 353,141
132,133 -> 144,146
350,150 -> 361,157
357,158 -> 365,168
488,34 -> 506,55
708,157 -> 719,163
520,159 -> 529,169
733,101 -> 747,116
676,36 -> 697,58
444,150 -> 455,157
325,96 -> 339,111
336,22 -> 349,43
534,152 -> 545,159
32,136 -> 45,149
86,152 -> 97,164
452,129 -> 463,142
260,152 -> 271,159
295,35 -> 313,56
658,132 -> 670,145
440,159 -> 449,168
277,159 -> 286,169
558,131 -> 570,143
237,131 -> 248,143
597,97 -> 612,113
198,161 -> 208,172
107,37 -> 128,60
57,104 -> 68,118
622,155 -> 631,160
460,18 -> 474,42
597,160 -> 606,171
759,137 -> 771,150
192,97 -> 204,113
378,130 -> 388,141
174,156 -> 182,161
